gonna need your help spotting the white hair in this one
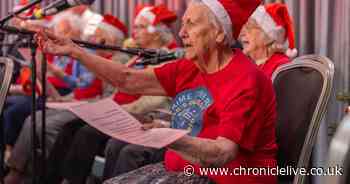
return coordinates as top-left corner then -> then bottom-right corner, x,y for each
135,12 -> 175,46
152,23 -> 175,46
249,18 -> 287,55
49,11 -> 84,38
190,0 -> 232,46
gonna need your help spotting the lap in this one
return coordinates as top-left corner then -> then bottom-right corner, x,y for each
103,162 -> 212,184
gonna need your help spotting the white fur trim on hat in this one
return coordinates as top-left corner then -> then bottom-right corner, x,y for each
286,48 -> 298,58
135,7 -> 156,24
251,6 -> 285,44
201,0 -> 233,43
98,21 -> 125,39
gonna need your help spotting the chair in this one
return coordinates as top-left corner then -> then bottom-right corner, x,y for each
0,57 -> 14,178
324,114 -> 350,184
272,55 -> 334,184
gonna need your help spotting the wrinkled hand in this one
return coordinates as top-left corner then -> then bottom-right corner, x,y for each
141,119 -> 170,130
35,29 -> 77,56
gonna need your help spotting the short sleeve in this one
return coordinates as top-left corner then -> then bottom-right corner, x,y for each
153,61 -> 179,97
217,87 -> 259,152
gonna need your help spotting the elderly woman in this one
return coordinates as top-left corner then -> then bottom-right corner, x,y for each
55,5 -> 177,184
37,0 -> 278,183
240,3 -> 297,78
4,10 -> 101,184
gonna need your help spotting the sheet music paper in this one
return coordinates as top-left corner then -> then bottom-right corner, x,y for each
46,101 -> 89,110
69,98 -> 188,149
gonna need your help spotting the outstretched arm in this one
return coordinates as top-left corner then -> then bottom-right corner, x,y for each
37,30 -> 166,96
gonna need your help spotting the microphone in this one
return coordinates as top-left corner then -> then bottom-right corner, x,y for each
138,49 -> 185,66
30,0 -> 95,19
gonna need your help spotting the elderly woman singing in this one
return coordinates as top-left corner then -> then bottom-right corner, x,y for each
240,3 -> 297,78
36,0 -> 280,183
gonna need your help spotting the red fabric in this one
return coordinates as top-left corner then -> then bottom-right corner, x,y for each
167,40 -> 178,50
265,3 -> 296,50
73,79 -> 103,100
151,4 -> 177,25
103,14 -> 128,36
47,54 -> 73,89
134,4 -> 177,25
258,53 -> 290,79
218,0 -> 261,39
113,92 -> 141,105
154,49 -> 277,184
112,59 -> 143,104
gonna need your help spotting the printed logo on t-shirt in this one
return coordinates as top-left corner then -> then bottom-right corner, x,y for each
170,87 -> 213,136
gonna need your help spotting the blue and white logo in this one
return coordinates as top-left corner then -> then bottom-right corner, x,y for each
170,87 -> 213,136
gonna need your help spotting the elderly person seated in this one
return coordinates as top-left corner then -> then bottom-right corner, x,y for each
37,0 -> 280,183
240,3 -> 297,78
51,5 -> 177,184
4,9 -> 102,184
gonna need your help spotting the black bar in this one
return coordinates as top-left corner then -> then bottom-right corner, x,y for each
0,26 -> 159,58
29,36 -> 38,184
40,54 -> 47,183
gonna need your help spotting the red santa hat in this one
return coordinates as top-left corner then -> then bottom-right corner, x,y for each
101,14 -> 128,39
134,4 -> 177,33
82,10 -> 128,40
251,3 -> 297,58
200,0 -> 261,44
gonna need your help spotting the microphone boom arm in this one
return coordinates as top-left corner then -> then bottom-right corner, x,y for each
0,0 -> 42,26
0,25 -> 159,58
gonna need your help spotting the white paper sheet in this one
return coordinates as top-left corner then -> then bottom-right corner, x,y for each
69,98 -> 188,149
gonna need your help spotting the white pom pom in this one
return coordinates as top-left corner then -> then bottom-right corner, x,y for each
286,48 -> 298,58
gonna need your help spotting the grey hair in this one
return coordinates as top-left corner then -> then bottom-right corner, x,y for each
190,0 -> 232,46
49,11 -> 84,38
249,19 -> 287,55
154,23 -> 175,46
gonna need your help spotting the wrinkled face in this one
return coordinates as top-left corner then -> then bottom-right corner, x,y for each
89,27 -> 120,57
133,16 -> 159,48
239,19 -> 268,56
54,19 -> 80,39
90,28 -> 120,46
179,3 -> 220,61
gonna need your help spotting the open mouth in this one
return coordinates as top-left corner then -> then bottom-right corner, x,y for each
184,43 -> 192,48
241,40 -> 249,46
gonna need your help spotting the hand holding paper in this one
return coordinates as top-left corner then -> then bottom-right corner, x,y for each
69,98 -> 188,149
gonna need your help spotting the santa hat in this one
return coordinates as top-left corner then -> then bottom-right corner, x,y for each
200,0 -> 261,44
134,4 -> 177,33
82,10 -> 128,40
101,14 -> 128,39
251,3 -> 298,58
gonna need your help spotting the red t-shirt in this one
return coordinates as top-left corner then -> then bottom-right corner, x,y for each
46,54 -> 73,89
154,49 -> 278,184
258,53 -> 290,79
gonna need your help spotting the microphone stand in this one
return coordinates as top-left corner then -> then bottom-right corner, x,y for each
28,35 -> 40,184
0,1 -> 43,183
0,26 -> 164,184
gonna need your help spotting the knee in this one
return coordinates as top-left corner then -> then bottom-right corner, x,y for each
24,113 -> 43,131
119,144 -> 144,158
105,139 -> 127,157
76,125 -> 100,139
